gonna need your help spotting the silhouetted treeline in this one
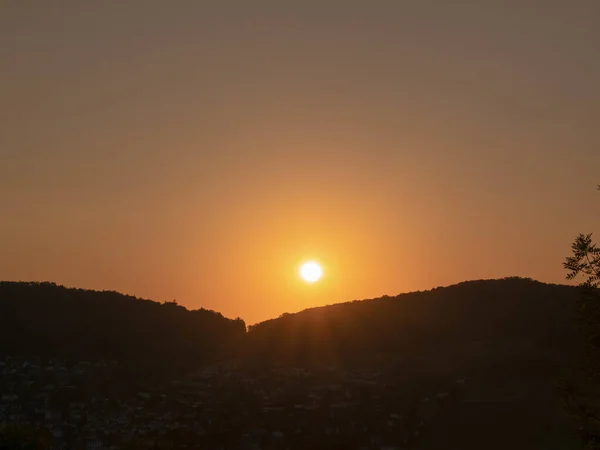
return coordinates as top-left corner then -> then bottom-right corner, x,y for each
0,278 -> 582,377
0,278 -> 584,448
0,282 -> 246,370
244,277 -> 580,371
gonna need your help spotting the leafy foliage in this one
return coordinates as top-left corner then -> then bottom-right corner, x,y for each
563,185 -> 600,448
565,233 -> 600,288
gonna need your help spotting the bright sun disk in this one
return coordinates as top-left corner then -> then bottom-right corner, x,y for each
299,261 -> 323,283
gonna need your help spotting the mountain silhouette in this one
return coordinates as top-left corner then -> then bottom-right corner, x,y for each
245,277 -> 580,370
0,281 -> 246,369
243,277 -> 584,448
0,277 -> 586,448
0,278 -> 580,372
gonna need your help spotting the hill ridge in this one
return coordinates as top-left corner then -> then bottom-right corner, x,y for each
0,281 -> 246,366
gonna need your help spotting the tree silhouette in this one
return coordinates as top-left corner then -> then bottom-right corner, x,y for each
562,184 -> 600,449
565,233 -> 600,288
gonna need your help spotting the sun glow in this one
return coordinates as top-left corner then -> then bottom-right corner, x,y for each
299,261 -> 323,284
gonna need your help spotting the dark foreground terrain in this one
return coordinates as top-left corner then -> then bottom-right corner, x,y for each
0,278 -> 585,449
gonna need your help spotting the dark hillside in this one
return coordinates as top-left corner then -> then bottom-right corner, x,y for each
0,282 -> 246,368
246,277 -> 579,371
245,277 -> 584,449
0,278 -> 586,448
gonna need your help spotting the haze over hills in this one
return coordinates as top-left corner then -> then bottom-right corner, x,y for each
3,2 -> 598,448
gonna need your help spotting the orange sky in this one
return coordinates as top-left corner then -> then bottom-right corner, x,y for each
1,2 -> 599,324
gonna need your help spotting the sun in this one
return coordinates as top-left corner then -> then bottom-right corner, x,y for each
299,261 -> 323,284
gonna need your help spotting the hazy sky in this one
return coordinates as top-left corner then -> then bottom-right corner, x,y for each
2,1 -> 599,324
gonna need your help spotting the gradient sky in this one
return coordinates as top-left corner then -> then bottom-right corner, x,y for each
2,1 -> 599,324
